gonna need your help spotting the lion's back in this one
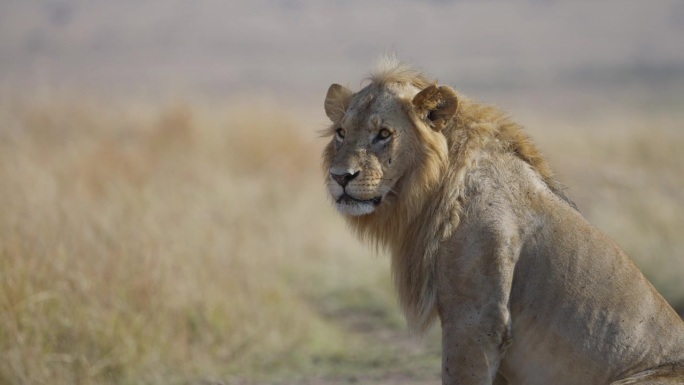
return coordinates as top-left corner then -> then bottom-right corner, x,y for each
504,190 -> 684,383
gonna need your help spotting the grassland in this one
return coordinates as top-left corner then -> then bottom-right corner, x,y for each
0,93 -> 682,385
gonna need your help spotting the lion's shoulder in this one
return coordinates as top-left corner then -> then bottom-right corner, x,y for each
448,98 -> 577,210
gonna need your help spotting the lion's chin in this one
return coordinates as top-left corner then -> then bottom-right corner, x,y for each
334,194 -> 382,216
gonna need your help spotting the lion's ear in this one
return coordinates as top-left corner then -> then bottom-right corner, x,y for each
324,84 -> 352,122
412,85 -> 458,132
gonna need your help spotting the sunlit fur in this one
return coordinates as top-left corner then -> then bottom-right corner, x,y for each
324,59 -> 684,384
322,57 -> 573,333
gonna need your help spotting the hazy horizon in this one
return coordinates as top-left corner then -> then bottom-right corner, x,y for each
1,0 -> 683,113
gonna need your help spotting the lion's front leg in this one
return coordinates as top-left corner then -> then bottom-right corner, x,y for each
437,228 -> 517,385
440,303 -> 511,385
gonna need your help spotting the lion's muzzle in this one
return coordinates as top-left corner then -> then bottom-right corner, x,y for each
328,168 -> 384,216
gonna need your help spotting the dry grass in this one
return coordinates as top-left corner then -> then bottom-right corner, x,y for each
0,94 -> 682,384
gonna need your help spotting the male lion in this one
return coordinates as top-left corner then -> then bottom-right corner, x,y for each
321,58 -> 684,385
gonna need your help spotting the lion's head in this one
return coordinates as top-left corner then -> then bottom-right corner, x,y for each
322,62 -> 458,220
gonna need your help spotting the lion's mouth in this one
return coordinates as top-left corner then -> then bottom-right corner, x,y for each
336,194 -> 382,206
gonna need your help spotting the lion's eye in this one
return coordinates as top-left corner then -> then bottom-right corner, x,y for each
377,128 -> 392,141
335,128 -> 346,140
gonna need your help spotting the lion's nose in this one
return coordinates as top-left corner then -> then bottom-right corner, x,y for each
330,170 -> 359,187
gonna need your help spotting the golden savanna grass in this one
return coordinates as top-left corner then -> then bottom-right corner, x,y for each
0,94 -> 441,385
0,93 -> 682,384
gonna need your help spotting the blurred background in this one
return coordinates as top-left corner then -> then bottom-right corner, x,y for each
0,1 -> 683,384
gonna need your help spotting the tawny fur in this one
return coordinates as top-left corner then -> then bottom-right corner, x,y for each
322,58 -> 684,385
323,61 -> 573,332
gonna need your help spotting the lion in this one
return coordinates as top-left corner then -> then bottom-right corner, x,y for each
321,57 -> 684,385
